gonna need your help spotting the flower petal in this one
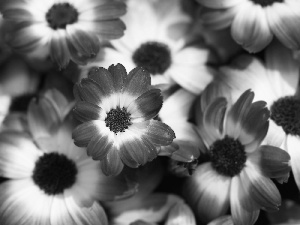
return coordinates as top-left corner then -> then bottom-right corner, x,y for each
266,2 -> 300,49
141,120 -> 176,146
0,131 -> 41,179
165,203 -> 196,225
87,66 -> 115,96
129,89 -> 163,122
225,89 -> 254,139
230,175 -> 260,225
231,3 -> 273,52
185,163 -> 230,224
243,164 -> 281,211
248,145 -> 291,183
73,79 -> 103,105
0,179 -> 54,225
50,30 -> 70,68
101,147 -> 124,176
72,121 -> 103,147
73,101 -> 104,122
124,67 -> 151,97
203,97 -> 227,141
28,95 -> 61,139
108,63 -> 127,92
286,135 -> 300,189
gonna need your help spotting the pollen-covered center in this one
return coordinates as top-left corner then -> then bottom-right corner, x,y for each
105,107 -> 132,134
132,41 -> 172,75
210,136 -> 246,177
32,152 -> 78,195
251,0 -> 283,7
270,96 -> 300,136
46,3 -> 79,29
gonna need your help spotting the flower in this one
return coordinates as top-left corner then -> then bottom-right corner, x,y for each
81,0 -> 214,94
105,161 -> 196,225
198,0 -> 300,52
72,64 -> 175,176
0,89 -> 136,224
185,89 -> 291,225
1,0 -> 126,67
216,42 -> 300,189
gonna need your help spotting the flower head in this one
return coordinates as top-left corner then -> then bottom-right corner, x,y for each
80,0 -> 213,94
185,89 -> 291,225
198,0 -> 300,52
73,64 -> 175,176
1,0 -> 126,67
215,42 -> 300,192
0,89 -> 136,224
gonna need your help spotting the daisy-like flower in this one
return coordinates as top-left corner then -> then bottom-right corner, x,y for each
81,0 -> 213,94
198,0 -> 300,52
0,0 -> 126,67
185,89 -> 291,225
216,43 -> 300,191
0,89 -> 136,225
72,63 -> 175,176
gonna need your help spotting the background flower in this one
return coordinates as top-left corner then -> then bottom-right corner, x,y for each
1,0 -> 126,67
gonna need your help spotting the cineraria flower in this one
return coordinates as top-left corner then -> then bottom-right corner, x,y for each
72,64 -> 175,176
198,0 -> 300,52
216,43 -> 300,191
1,0 -> 126,67
81,0 -> 213,94
0,89 -> 136,225
185,89 -> 291,225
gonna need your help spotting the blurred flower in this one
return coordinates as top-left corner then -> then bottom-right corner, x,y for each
216,43 -> 300,189
72,64 -> 175,176
81,0 -> 214,94
185,89 -> 290,224
0,89 -> 136,224
156,88 -> 202,177
1,0 -> 126,68
198,0 -> 300,52
207,215 -> 233,225
267,200 -> 300,224
111,194 -> 196,225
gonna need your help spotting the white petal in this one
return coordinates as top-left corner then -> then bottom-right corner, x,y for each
0,179 -> 53,225
266,2 -> 300,49
185,163 -> 231,223
159,89 -> 196,122
0,132 -> 41,179
198,0 -> 247,9
265,41 -> 299,97
231,3 -> 273,53
285,135 -> 300,191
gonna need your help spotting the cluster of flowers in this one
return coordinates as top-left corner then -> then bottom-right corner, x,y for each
0,0 -> 299,224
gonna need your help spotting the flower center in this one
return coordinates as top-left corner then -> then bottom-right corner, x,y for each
209,136 -> 246,177
251,0 -> 283,7
32,152 -> 78,195
270,96 -> 300,136
105,107 -> 132,134
132,41 -> 172,75
46,3 -> 79,30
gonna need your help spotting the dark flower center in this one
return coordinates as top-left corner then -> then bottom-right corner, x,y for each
210,136 -> 246,177
132,42 -> 172,75
105,107 -> 132,134
46,3 -> 79,30
32,152 -> 78,195
270,96 -> 300,136
251,0 -> 283,7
